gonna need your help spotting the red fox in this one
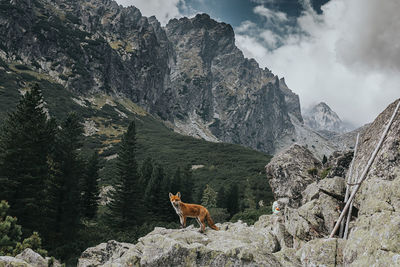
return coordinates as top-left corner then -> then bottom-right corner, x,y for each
169,192 -> 219,232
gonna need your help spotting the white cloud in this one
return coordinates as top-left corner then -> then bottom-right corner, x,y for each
115,0 -> 186,25
235,0 -> 400,127
254,5 -> 288,22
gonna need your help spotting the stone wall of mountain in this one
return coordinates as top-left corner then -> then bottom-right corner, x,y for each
0,0 -> 303,154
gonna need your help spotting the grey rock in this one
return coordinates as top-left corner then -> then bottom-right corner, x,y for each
254,214 -> 293,249
78,222 -> 283,267
325,151 -> 354,178
318,176 -> 345,200
15,249 -> 46,267
296,238 -> 345,267
266,144 -> 322,208
78,240 -> 136,267
273,247 -> 301,267
301,182 -> 319,205
0,256 -> 31,267
342,99 -> 400,266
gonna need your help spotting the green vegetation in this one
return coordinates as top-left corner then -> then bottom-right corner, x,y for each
0,62 -> 273,264
320,167 -> 332,179
0,200 -> 47,257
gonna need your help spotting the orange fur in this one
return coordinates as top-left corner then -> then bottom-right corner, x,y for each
169,192 -> 219,232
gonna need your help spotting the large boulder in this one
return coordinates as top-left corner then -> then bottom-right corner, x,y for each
342,99 -> 400,266
265,144 -> 322,208
78,221 -> 283,267
15,249 -> 47,267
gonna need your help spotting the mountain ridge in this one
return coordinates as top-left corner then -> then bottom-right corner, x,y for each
0,0 -> 305,154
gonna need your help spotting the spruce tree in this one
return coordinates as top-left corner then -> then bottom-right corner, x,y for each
145,164 -> 173,222
181,165 -> 194,203
140,157 -> 153,190
170,167 -> 181,194
201,184 -> 217,208
217,187 -> 227,208
50,112 -> 84,243
107,121 -> 144,227
82,152 -> 100,219
227,184 -> 239,217
0,84 -> 56,236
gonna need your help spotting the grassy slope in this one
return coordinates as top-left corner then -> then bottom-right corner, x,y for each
0,59 -> 273,206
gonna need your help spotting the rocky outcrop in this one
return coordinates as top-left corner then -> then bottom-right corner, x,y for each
265,144 -> 321,208
342,99 -> 400,266
78,221 -> 282,267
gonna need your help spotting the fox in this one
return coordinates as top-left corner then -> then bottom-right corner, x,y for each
169,192 -> 219,232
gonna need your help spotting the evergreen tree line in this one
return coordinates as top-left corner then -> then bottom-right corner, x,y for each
0,84 -> 100,258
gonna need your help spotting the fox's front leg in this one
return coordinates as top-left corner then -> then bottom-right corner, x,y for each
179,215 -> 187,228
179,215 -> 184,228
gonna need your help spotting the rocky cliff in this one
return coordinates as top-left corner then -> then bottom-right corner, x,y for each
76,98 -> 400,266
0,0 -> 304,154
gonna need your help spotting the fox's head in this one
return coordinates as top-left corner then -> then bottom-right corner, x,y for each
169,192 -> 181,207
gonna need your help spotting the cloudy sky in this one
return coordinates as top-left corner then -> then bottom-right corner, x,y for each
116,0 -> 400,127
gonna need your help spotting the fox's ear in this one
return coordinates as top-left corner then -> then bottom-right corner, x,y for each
169,192 -> 173,198
177,192 -> 181,198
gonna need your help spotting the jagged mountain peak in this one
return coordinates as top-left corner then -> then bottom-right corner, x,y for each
304,102 -> 348,134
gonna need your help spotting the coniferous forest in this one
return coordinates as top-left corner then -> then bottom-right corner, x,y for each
0,84 -> 273,265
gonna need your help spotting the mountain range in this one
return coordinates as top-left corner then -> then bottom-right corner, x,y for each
0,0 -> 356,158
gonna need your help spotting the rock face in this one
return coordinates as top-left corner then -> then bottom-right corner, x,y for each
78,97 -> 400,267
164,15 -> 295,152
304,102 -> 349,136
342,99 -> 400,266
0,0 -> 300,154
265,144 -> 322,208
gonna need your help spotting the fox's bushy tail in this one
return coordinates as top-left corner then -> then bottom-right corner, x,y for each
206,212 -> 219,230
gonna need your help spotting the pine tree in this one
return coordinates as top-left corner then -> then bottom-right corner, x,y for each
181,165 -> 194,203
0,200 -> 22,255
140,157 -> 153,190
0,84 -> 56,236
217,187 -> 227,208
82,152 -> 100,219
201,184 -> 217,208
50,112 -> 84,243
107,121 -> 144,227
170,167 -> 182,194
145,164 -> 174,222
227,184 -> 239,217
